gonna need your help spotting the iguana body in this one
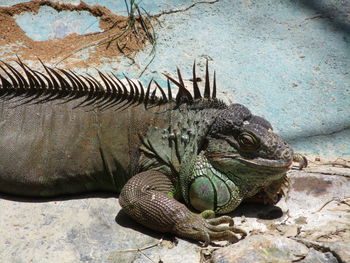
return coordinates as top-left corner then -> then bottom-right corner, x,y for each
0,99 -> 164,196
0,60 -> 305,245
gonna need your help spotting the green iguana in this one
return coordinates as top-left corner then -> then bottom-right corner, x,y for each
0,59 -> 306,245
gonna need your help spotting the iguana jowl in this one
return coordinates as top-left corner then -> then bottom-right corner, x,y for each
0,60 -> 306,245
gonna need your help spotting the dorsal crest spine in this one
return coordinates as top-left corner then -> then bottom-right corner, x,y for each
0,59 -> 222,110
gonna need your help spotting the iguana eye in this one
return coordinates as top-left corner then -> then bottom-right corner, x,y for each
237,132 -> 260,151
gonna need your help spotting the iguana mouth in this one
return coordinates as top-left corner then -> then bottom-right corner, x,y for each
236,157 -> 292,170
207,154 -> 292,171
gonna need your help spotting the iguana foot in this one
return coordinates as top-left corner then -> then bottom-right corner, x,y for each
173,212 -> 246,246
293,153 -> 308,169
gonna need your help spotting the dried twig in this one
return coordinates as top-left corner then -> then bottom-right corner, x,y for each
114,238 -> 163,253
312,196 -> 350,214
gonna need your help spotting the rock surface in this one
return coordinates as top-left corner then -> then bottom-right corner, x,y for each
211,235 -> 337,263
0,165 -> 349,263
0,193 -> 201,263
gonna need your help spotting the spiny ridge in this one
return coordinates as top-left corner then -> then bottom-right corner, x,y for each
0,59 -> 222,111
0,59 -> 168,110
163,60 -> 218,105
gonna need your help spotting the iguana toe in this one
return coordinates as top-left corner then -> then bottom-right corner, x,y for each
174,213 -> 246,246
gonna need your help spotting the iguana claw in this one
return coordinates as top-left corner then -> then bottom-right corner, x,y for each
293,153 -> 308,169
174,213 -> 246,246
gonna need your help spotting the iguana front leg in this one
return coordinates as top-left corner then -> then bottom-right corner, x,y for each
119,170 -> 246,245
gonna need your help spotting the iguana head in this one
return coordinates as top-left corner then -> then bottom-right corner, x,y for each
184,104 -> 294,215
186,103 -> 294,214
205,103 -> 293,177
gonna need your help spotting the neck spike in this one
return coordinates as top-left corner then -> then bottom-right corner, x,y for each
204,60 -> 210,99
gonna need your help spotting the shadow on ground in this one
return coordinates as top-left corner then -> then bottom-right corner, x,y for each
295,0 -> 350,36
0,191 -> 117,203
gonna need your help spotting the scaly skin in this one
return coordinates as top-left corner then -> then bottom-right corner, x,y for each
0,60 -> 306,245
119,170 -> 246,245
